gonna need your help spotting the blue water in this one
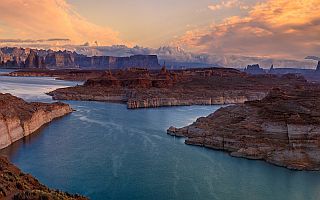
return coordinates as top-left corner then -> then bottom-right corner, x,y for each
0,74 -> 320,200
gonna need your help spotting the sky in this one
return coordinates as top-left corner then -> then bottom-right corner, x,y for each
0,0 -> 319,59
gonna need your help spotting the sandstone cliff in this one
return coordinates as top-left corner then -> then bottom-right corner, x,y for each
0,93 -> 72,149
0,156 -> 88,200
168,87 -> 320,170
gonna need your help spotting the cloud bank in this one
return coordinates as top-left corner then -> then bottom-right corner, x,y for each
0,0 -> 124,46
174,0 -> 320,59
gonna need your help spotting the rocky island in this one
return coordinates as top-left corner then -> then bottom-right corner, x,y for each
48,67 -> 308,109
168,87 -> 320,170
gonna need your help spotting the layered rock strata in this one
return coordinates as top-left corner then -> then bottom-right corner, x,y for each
0,156 -> 88,200
48,67 -> 308,109
168,87 -> 320,170
0,93 -> 72,149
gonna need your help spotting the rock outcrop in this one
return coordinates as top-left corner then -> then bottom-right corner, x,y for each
0,156 -> 88,200
0,47 -> 29,68
45,50 -> 76,68
48,67 -> 308,109
0,93 -> 72,149
168,87 -> 320,170
24,50 -> 45,69
244,64 -> 265,75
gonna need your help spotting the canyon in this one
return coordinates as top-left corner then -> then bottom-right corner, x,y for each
0,47 -> 161,69
47,67 -> 308,109
168,87 -> 320,170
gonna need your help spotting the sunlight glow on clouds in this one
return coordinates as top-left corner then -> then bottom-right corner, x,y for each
0,0 -> 125,46
0,0 -> 318,60
175,0 -> 320,59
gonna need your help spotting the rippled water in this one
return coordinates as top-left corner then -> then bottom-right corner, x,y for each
0,72 -> 320,200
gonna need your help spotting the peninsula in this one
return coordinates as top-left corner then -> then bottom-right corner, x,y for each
168,87 -> 320,170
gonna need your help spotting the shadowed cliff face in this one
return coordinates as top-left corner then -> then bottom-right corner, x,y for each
0,93 -> 73,149
0,156 -> 88,200
48,67 -> 308,109
168,87 -> 320,170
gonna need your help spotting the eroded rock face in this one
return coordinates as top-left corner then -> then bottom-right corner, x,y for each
0,93 -> 72,149
0,156 -> 88,200
24,50 -> 45,68
168,87 -> 320,170
0,47 -> 29,68
48,67 -> 308,109
45,51 -> 76,68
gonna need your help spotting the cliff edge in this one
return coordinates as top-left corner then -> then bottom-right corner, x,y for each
0,93 -> 72,149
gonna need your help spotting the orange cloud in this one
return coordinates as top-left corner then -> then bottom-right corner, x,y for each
175,0 -> 320,59
0,0 -> 125,46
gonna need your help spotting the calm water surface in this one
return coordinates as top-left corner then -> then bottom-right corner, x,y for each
0,72 -> 320,200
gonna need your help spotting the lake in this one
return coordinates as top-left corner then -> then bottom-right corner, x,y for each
0,74 -> 320,200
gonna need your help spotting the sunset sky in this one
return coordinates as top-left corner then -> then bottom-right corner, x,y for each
0,0 -> 319,59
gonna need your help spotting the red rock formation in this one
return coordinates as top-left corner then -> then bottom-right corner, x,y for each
0,93 -> 73,149
0,156 -> 88,200
168,87 -> 320,170
48,68 -> 308,109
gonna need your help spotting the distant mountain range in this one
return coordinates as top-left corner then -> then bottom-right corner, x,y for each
0,47 -> 160,69
68,45 -> 318,69
0,45 -> 318,70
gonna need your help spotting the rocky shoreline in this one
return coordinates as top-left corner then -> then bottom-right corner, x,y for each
0,93 -> 90,199
47,67 -> 307,109
168,87 -> 320,170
